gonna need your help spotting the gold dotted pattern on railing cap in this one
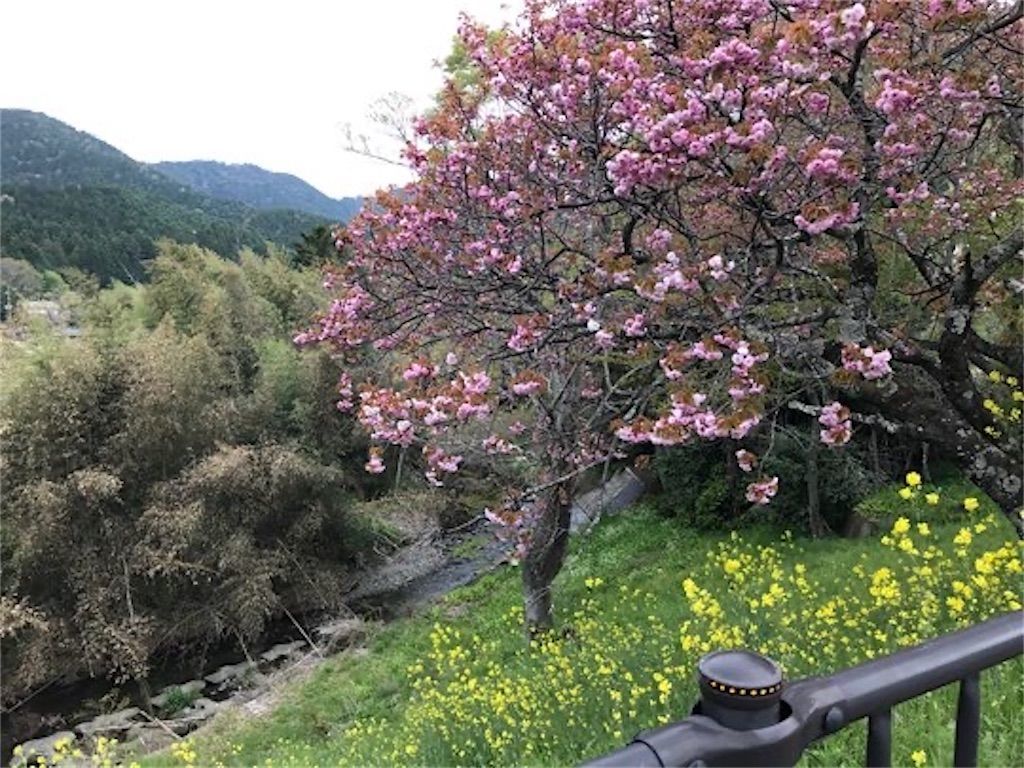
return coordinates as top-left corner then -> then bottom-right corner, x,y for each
706,679 -> 782,696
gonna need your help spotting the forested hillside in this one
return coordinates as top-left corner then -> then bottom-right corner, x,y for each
0,110 -> 329,282
152,161 -> 362,222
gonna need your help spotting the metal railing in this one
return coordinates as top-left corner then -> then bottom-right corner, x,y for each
581,610 -> 1023,767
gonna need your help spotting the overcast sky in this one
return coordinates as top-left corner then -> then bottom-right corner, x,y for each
1,0 -> 519,198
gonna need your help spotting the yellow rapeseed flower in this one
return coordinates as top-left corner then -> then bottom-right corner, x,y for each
953,528 -> 973,547
905,472 -> 922,487
946,595 -> 966,615
963,497 -> 980,512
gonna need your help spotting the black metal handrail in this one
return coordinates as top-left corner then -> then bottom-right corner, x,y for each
581,610 -> 1023,767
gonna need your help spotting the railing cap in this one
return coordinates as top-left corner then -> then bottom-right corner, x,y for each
699,649 -> 783,692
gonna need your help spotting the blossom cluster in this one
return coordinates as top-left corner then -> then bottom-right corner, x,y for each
819,401 -> 853,446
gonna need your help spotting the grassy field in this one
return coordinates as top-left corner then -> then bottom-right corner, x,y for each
138,485 -> 1023,768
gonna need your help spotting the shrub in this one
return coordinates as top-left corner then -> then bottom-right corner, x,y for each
652,444 -> 739,528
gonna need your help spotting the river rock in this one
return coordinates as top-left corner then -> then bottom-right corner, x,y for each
569,468 -> 647,533
75,707 -> 141,737
315,617 -> 365,651
124,723 -> 178,753
259,640 -> 306,665
12,731 -> 77,763
843,510 -> 883,538
179,697 -> 222,720
151,679 -> 207,709
205,661 -> 256,690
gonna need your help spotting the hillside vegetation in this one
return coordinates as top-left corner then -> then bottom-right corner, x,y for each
0,242 -> 388,706
0,110 -> 329,282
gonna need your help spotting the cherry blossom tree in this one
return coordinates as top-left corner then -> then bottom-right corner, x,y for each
301,0 -> 1023,629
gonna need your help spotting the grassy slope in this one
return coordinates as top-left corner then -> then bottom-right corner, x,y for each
142,495 -> 1023,768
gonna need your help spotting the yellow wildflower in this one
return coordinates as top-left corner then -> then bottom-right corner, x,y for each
963,497 -> 980,512
911,749 -> 927,766
898,487 -> 914,500
953,528 -> 973,547
892,517 -> 911,535
925,493 -> 939,506
917,522 -> 931,535
905,472 -> 922,487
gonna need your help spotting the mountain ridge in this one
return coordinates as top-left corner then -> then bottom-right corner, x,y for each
151,160 -> 361,222
0,109 -> 353,282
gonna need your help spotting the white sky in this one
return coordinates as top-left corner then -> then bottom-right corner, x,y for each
1,0 -> 520,198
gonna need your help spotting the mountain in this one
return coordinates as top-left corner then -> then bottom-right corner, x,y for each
0,109 -> 186,195
0,109 -> 335,283
151,160 -> 361,222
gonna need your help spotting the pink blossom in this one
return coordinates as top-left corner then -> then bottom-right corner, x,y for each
402,360 -> 435,382
689,340 -> 724,361
424,446 -> 463,474
482,435 -> 516,455
458,371 -> 492,396
365,450 -> 386,475
622,313 -> 647,337
707,255 -> 735,281
508,323 -> 542,352
512,379 -> 542,396
615,422 -> 650,443
456,401 -> 491,421
736,449 -> 756,472
842,344 -> 893,380
746,476 -> 779,505
818,401 -> 852,446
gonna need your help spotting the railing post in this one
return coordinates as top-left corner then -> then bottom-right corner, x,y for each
866,708 -> 892,767
697,649 -> 785,731
953,672 -> 980,767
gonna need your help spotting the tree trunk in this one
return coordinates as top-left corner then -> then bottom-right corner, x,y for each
868,386 -> 1023,538
521,482 -> 574,634
806,414 -> 829,538
959,443 -> 1024,538
869,428 -> 881,475
724,440 -> 741,517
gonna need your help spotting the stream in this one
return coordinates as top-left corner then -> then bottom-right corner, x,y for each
1,518 -> 507,765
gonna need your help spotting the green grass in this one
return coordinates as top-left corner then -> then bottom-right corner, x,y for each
140,505 -> 1023,768
449,533 -> 491,560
